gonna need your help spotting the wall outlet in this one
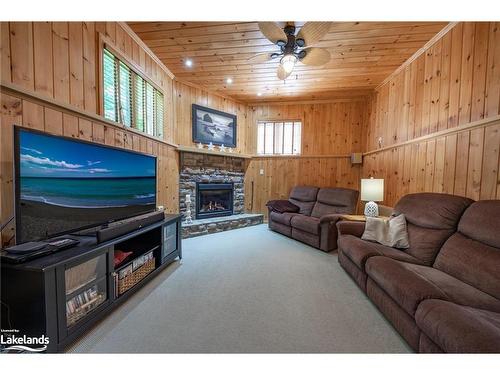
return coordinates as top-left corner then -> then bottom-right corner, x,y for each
157,205 -> 164,211
259,169 -> 264,175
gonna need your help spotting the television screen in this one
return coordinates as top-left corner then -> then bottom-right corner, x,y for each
15,127 -> 157,243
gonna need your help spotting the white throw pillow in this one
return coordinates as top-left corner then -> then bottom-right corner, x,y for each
361,214 -> 410,249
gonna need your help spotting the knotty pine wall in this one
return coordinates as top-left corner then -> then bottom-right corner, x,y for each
364,22 -> 500,206
0,22 -> 179,247
173,80 -> 250,154
244,100 -> 367,217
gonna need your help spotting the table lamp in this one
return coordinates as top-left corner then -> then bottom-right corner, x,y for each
361,177 -> 384,217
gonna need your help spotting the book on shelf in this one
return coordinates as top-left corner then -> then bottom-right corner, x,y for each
66,285 -> 101,316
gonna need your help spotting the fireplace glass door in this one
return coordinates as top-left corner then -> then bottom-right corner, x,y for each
196,182 -> 233,219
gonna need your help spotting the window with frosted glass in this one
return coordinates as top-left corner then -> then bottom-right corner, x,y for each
256,120 -> 301,155
102,48 -> 164,138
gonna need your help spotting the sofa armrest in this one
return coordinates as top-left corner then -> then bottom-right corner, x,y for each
319,213 -> 343,224
336,221 -> 366,237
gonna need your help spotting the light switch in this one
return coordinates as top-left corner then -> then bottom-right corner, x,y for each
259,169 -> 264,175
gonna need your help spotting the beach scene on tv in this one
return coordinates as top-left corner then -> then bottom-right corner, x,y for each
18,130 -> 156,242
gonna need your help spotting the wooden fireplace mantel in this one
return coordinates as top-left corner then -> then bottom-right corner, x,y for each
177,145 -> 253,159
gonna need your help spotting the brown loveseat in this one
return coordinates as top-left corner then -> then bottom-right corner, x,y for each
267,186 -> 359,252
337,193 -> 500,353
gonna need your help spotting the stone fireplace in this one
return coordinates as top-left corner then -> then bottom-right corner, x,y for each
179,151 -> 244,218
196,182 -> 234,219
179,150 -> 263,238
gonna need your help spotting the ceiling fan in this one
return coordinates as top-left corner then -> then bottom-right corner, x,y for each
249,22 -> 332,80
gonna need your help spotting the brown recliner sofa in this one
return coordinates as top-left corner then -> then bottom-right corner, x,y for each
267,186 -> 358,252
337,193 -> 500,353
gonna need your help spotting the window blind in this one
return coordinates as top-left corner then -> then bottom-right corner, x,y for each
102,48 -> 164,139
103,49 -> 118,122
257,120 -> 302,155
119,62 -> 132,127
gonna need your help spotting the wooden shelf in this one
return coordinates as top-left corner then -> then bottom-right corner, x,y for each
177,145 -> 253,159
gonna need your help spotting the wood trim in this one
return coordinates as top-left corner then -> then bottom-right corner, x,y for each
177,145 -> 252,159
252,154 -> 351,159
246,97 -> 369,106
119,22 -> 175,79
173,78 -> 247,105
363,115 -> 500,156
1,81 -> 179,148
375,22 -> 458,90
256,118 -> 302,123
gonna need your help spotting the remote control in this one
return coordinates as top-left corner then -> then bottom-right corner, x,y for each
46,238 -> 80,250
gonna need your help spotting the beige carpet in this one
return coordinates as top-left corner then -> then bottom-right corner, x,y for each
69,224 -> 411,353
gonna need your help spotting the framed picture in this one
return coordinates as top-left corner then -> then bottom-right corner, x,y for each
192,104 -> 237,148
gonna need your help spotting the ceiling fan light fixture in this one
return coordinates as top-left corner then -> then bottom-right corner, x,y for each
280,54 -> 297,74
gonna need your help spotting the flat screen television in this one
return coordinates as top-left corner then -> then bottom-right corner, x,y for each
14,127 -> 157,243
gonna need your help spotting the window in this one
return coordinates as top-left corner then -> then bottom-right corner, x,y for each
257,121 -> 301,155
102,48 -> 164,138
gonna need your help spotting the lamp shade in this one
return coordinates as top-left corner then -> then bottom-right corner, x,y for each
280,54 -> 297,73
361,178 -> 384,202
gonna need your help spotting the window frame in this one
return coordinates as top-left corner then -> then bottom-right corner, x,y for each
99,40 -> 164,139
256,119 -> 302,156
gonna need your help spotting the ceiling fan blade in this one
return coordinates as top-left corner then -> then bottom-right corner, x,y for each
277,65 -> 292,80
258,22 -> 287,44
300,47 -> 331,66
296,22 -> 332,46
248,53 -> 274,63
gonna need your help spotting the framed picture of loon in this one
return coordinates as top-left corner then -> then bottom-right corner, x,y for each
192,104 -> 237,148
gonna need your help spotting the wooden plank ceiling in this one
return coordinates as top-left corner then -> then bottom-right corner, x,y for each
127,22 -> 448,102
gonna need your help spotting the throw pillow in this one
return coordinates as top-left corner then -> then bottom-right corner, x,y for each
361,214 -> 410,249
266,200 -> 300,214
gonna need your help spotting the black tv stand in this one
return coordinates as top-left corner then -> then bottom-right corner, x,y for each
0,214 -> 182,353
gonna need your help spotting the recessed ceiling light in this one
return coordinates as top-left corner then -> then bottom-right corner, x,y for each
226,77 -> 233,84
257,92 -> 262,97
185,59 -> 193,67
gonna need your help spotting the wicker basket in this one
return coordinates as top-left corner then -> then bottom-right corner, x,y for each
117,257 -> 155,295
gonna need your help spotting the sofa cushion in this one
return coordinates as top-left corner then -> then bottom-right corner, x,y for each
365,256 -> 500,317
432,201 -> 500,299
416,299 -> 500,353
392,193 -> 474,265
310,188 -> 359,218
288,186 -> 319,216
433,232 -> 500,300
339,235 -> 423,272
290,215 -> 320,235
269,211 -> 298,226
457,200 -> 500,248
394,193 -> 474,230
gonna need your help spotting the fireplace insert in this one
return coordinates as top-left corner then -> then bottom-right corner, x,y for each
196,182 -> 234,219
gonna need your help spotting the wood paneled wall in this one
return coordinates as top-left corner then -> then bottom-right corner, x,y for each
0,92 -> 179,248
247,100 -> 366,156
173,80 -> 250,153
0,22 -> 179,248
244,100 -> 367,217
245,157 -> 361,218
1,21 -> 175,143
364,22 -> 500,206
